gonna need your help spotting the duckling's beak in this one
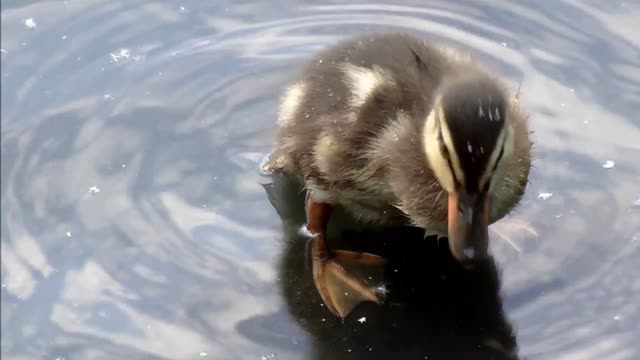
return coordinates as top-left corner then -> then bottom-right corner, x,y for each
447,191 -> 490,268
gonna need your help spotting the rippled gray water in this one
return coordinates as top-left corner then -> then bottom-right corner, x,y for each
2,1 -> 639,359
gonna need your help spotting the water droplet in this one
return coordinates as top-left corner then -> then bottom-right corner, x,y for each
298,225 -> 315,238
358,317 -> 367,323
463,247 -> 475,259
602,160 -> 615,169
88,186 -> 101,194
24,18 -> 37,29
66,232 -> 71,238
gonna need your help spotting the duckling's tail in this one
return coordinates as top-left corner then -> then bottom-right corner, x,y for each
260,149 -> 287,175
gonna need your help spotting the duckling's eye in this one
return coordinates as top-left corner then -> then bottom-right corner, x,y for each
481,178 -> 491,194
439,141 -> 450,160
493,144 -> 505,173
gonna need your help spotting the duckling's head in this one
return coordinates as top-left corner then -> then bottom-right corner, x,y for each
423,74 -> 514,268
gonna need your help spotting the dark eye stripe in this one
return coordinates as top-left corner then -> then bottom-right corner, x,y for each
437,128 -> 461,188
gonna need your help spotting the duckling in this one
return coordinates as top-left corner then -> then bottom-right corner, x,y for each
262,32 -> 532,318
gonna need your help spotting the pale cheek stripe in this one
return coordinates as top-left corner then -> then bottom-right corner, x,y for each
423,109 -> 456,192
437,107 -> 465,187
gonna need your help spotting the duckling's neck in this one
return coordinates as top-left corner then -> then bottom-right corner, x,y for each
366,109 -> 449,230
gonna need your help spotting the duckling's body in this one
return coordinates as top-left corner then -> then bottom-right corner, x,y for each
263,32 -> 532,318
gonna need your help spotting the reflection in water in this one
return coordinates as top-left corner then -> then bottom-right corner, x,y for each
260,173 -> 518,359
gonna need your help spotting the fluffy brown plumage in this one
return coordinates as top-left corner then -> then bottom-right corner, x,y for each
263,32 -> 532,236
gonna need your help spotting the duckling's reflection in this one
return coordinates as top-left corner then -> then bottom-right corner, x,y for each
263,172 -> 519,360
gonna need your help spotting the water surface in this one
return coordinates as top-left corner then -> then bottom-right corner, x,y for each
2,1 -> 639,359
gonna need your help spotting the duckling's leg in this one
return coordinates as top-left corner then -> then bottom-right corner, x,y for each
306,194 -> 387,318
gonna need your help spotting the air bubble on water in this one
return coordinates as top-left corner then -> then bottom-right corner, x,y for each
537,192 -> 552,200
24,18 -> 37,29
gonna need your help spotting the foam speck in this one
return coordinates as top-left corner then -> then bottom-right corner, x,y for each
537,192 -> 552,200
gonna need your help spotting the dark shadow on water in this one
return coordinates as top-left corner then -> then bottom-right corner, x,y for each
238,172 -> 519,360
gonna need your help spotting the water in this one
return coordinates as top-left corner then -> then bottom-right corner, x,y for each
2,1 -> 639,359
